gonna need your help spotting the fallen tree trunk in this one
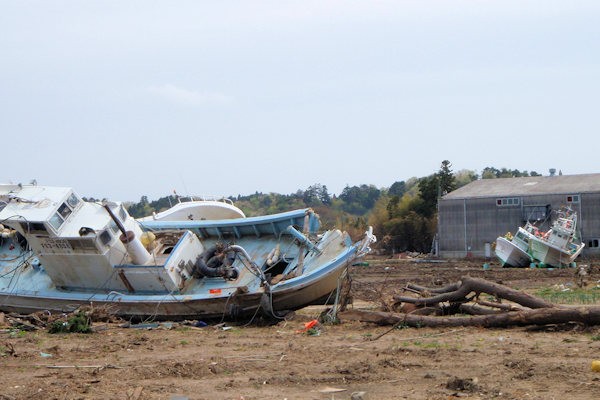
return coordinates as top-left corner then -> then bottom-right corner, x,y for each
346,276 -> 600,328
395,276 -> 555,309
341,306 -> 600,328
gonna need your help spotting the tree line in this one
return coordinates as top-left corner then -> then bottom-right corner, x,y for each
126,163 -> 542,254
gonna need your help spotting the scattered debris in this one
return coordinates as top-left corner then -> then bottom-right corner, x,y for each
318,387 -> 347,393
48,311 -> 92,334
45,364 -> 122,369
351,391 -> 367,400
342,276 -> 600,328
296,319 -> 323,335
577,264 -> 590,288
446,376 -> 479,392
1,342 -> 16,357
127,386 -> 143,400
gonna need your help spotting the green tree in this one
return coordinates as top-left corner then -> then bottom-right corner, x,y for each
338,184 -> 381,215
417,175 -> 439,218
438,160 -> 457,195
454,169 -> 478,188
388,181 -> 407,197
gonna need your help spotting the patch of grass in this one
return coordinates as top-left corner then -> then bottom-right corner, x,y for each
409,340 -> 444,349
535,287 -> 600,305
48,311 -> 92,334
9,329 -> 27,338
590,335 -> 600,341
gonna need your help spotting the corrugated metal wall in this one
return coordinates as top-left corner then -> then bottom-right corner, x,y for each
438,193 -> 600,258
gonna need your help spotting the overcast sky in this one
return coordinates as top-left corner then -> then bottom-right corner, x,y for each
2,1 -> 599,201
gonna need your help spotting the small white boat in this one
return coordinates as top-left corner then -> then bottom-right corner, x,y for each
0,183 -> 375,319
137,195 -> 245,222
495,230 -> 533,267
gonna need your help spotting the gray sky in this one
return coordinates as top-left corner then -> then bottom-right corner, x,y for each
2,1 -> 599,201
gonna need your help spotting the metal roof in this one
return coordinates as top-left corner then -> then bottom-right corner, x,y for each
442,173 -> 600,200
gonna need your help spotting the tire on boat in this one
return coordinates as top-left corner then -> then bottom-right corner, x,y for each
194,244 -> 238,280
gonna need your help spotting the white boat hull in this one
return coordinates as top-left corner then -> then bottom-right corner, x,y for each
0,256 -> 350,319
495,236 -> 531,267
529,238 -> 585,268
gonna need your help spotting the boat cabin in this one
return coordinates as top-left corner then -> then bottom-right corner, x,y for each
0,184 -> 203,293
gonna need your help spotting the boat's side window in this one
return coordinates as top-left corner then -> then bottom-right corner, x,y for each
99,230 -> 113,246
119,205 -> 128,221
68,238 -> 98,252
109,221 -> 120,235
49,212 -> 65,231
57,203 -> 72,220
21,221 -> 48,234
588,239 -> 599,248
67,193 -> 80,209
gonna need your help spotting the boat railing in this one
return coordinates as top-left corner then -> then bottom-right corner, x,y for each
357,226 -> 377,257
176,195 -> 235,205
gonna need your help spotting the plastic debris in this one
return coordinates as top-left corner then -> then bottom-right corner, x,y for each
296,319 -> 322,335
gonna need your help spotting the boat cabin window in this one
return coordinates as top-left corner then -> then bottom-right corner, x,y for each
588,239 -> 599,248
21,221 -> 48,234
49,212 -> 65,231
57,203 -> 72,220
68,238 -> 98,252
48,200 -> 77,233
67,193 -> 80,209
119,205 -> 128,221
109,220 -> 120,235
99,230 -> 113,246
515,231 -> 528,241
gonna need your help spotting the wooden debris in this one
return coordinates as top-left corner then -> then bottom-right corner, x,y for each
341,276 -> 600,328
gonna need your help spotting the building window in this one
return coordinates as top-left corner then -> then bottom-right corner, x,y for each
566,194 -> 580,203
496,197 -> 520,207
523,205 -> 550,222
588,239 -> 599,248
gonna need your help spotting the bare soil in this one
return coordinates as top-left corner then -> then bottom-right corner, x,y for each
2,257 -> 600,400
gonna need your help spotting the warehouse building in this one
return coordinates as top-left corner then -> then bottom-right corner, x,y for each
437,173 -> 600,258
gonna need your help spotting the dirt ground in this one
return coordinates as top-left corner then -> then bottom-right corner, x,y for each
2,257 -> 600,400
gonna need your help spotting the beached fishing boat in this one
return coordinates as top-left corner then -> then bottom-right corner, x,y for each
495,207 -> 584,268
527,208 -> 584,267
0,183 -> 375,319
494,229 -> 533,267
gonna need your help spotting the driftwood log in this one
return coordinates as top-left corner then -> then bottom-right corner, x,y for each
341,276 -> 600,328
